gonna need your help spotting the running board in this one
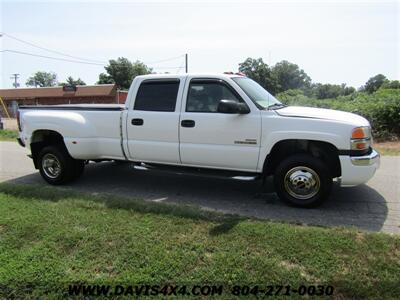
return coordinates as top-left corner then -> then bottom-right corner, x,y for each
133,162 -> 261,181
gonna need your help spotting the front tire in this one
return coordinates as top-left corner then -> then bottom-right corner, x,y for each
38,145 -> 84,185
274,154 -> 332,208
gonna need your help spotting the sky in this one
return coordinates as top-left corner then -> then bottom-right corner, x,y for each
0,0 -> 399,89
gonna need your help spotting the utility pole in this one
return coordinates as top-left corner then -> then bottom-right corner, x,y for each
10,73 -> 20,88
185,53 -> 188,73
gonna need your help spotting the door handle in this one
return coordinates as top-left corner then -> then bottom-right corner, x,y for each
181,119 -> 195,128
131,118 -> 144,126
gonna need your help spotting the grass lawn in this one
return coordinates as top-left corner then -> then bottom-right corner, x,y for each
374,141 -> 400,156
0,129 -> 18,141
0,183 -> 399,299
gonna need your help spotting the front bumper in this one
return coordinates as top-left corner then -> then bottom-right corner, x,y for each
350,149 -> 380,166
339,149 -> 380,186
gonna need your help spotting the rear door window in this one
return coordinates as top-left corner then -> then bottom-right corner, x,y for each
134,80 -> 180,112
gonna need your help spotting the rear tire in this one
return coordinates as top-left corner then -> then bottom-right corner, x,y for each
38,145 -> 84,185
274,154 -> 332,208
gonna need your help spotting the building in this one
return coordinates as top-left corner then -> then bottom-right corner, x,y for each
0,84 -> 128,118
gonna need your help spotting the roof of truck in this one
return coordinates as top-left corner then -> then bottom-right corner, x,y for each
137,73 -> 245,79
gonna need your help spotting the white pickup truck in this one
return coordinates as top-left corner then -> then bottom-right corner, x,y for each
17,73 -> 380,207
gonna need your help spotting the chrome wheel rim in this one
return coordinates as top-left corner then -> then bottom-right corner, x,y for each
42,154 -> 62,179
284,166 -> 320,200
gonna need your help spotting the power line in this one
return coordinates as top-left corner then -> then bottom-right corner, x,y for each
0,49 -> 106,66
0,49 -> 184,72
145,54 -> 185,65
175,60 -> 185,73
154,66 -> 183,70
1,32 -> 186,66
1,32 -> 107,64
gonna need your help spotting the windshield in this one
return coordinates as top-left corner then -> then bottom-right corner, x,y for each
232,77 -> 283,110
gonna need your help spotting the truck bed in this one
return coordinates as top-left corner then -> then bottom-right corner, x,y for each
18,103 -> 126,160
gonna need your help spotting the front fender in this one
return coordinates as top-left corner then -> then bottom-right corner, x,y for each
257,131 -> 345,172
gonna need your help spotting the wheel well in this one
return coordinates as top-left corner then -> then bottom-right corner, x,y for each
30,130 -> 66,169
263,139 -> 341,178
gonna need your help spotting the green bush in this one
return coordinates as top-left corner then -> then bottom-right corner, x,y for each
277,89 -> 400,140
0,129 -> 18,141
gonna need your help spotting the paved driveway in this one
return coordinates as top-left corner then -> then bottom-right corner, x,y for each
0,141 -> 399,233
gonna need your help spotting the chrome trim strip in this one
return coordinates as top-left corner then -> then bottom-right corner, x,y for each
351,149 -> 380,166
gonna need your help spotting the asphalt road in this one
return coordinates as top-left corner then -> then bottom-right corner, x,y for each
0,141 -> 399,234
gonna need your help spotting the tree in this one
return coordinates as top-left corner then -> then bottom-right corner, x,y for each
26,71 -> 58,87
341,84 -> 356,96
311,83 -> 356,99
275,89 -> 309,104
272,60 -> 311,93
312,83 -> 341,99
380,80 -> 400,90
98,57 -> 152,90
364,74 -> 388,93
238,58 -> 279,94
60,76 -> 86,86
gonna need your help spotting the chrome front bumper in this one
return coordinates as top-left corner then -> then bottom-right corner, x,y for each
350,149 -> 380,166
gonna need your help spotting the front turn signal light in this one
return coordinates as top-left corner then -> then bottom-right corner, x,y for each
352,127 -> 368,139
355,141 -> 369,150
351,127 -> 371,151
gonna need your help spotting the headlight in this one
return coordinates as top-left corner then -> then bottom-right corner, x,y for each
351,126 -> 371,151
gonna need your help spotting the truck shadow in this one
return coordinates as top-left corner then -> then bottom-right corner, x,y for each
4,161 -> 390,233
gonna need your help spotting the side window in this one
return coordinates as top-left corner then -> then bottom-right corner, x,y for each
134,80 -> 180,112
186,81 -> 241,113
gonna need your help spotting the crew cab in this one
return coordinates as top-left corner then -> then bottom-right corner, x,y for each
17,73 -> 380,207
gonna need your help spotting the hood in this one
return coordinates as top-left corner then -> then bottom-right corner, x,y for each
275,106 -> 369,127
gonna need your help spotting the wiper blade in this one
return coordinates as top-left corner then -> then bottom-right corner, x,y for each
267,103 -> 286,110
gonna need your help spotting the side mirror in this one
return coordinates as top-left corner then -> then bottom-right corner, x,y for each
217,99 -> 250,114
